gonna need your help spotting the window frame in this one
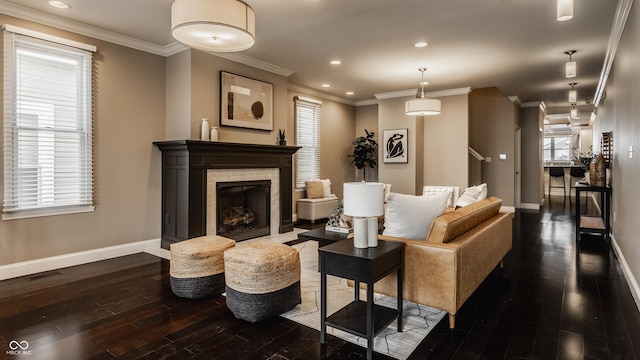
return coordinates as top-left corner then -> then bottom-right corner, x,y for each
294,96 -> 321,189
2,25 -> 96,220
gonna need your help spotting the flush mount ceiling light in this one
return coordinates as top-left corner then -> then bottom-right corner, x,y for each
557,0 -> 573,21
568,83 -> 577,103
571,103 -> 578,119
171,0 -> 255,52
405,67 -> 441,116
565,50 -> 577,78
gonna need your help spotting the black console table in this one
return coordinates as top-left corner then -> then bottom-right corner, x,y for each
575,184 -> 612,245
318,239 -> 404,360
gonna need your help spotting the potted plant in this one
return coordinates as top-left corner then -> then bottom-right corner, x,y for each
350,129 -> 378,181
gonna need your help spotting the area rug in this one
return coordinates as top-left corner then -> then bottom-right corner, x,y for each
281,240 -> 446,360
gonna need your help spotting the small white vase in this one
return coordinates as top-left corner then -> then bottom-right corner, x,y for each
200,118 -> 210,141
210,127 -> 219,142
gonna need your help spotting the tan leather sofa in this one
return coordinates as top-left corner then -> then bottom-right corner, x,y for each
374,196 -> 512,328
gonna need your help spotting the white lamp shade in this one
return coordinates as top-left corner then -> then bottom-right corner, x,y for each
405,98 -> 441,116
557,0 -> 573,21
566,61 -> 576,78
568,89 -> 577,103
343,182 -> 384,217
171,0 -> 255,52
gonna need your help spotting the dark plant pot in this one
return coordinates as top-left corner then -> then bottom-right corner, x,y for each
279,140 -> 286,146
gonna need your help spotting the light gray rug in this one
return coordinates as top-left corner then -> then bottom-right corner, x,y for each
281,240 -> 446,360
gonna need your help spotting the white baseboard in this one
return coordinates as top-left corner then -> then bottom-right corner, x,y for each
0,238 -> 161,281
611,234 -> 640,312
519,203 -> 541,210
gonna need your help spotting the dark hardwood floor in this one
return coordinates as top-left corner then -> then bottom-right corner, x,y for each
1,196 -> 639,359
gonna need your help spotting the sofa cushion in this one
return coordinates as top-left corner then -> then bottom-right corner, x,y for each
455,183 -> 487,208
305,180 -> 325,199
382,191 -> 449,240
427,196 -> 502,243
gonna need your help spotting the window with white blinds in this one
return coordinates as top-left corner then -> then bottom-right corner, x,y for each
294,97 -> 321,188
3,27 -> 95,220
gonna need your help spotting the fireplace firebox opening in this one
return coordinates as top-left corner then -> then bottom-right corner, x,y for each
216,180 -> 271,241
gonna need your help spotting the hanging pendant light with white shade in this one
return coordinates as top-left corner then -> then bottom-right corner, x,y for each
171,0 -> 255,52
568,83 -> 577,103
565,50 -> 577,78
570,103 -> 578,119
405,68 -> 441,116
557,0 -> 573,21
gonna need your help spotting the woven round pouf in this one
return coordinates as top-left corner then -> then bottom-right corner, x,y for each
170,235 -> 236,299
224,241 -> 301,322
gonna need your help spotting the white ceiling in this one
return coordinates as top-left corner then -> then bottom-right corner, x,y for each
0,0 -> 621,122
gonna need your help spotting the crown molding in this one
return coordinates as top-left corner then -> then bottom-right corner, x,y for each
0,0 -> 168,56
212,52 -> 295,77
287,83 -> 355,106
508,96 -> 522,105
356,99 -> 379,107
374,87 -> 472,100
594,0 -> 633,107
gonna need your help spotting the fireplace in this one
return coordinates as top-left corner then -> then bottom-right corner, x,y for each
217,180 -> 271,241
154,140 -> 299,249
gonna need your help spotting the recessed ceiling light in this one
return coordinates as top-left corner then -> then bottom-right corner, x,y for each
322,84 -> 331,88
48,1 -> 70,9
346,91 -> 354,95
330,60 -> 342,65
414,42 -> 428,48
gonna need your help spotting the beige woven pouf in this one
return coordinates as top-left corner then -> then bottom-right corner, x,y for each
224,241 -> 301,322
170,235 -> 236,299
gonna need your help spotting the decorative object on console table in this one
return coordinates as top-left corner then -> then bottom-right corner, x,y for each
343,182 -> 384,248
220,71 -> 273,131
278,129 -> 286,145
383,128 -> 408,163
591,153 -> 606,187
200,118 -> 210,141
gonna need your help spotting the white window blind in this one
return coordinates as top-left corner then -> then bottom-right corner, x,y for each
3,28 -> 95,219
294,97 -> 321,188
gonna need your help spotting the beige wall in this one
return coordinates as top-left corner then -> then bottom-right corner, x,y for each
0,16 -> 165,265
519,105 -> 543,205
189,50 -> 289,145
422,94 -> 469,191
599,0 -> 640,302
378,97 -> 422,195
166,50 -> 191,140
469,87 -> 516,207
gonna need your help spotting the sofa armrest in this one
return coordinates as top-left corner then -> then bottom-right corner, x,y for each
376,235 -> 459,314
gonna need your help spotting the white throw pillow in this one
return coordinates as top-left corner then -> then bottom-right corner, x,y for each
456,183 -> 488,208
320,179 -> 332,197
382,191 -> 449,240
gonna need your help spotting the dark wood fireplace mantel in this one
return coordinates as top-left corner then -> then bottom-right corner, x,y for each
154,140 -> 300,249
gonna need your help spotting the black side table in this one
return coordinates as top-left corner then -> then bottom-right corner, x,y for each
298,227 -> 350,248
318,239 -> 404,360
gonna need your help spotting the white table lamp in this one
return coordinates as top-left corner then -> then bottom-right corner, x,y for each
343,182 -> 384,248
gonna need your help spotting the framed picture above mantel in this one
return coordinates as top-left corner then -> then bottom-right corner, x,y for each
220,71 -> 274,131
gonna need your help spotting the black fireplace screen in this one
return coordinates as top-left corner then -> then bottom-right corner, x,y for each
216,180 -> 270,241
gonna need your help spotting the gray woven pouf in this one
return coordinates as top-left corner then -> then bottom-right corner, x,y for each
224,241 -> 301,322
170,235 -> 236,299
